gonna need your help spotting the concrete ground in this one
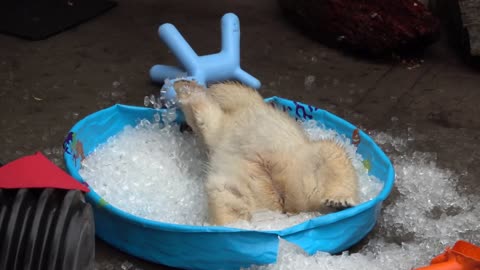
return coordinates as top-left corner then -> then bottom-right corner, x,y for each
1,0 -> 479,269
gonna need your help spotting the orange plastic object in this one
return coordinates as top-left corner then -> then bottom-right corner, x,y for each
414,240 -> 480,270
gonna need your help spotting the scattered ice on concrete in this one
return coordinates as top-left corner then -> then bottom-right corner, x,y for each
246,238 -> 433,270
304,75 -> 316,91
41,146 -> 65,168
407,127 -> 415,143
79,118 -> 382,229
371,131 -> 408,153
111,91 -> 125,99
244,132 -> 480,270
95,261 -> 116,270
52,146 -> 63,155
63,112 -> 79,120
120,261 -> 134,270
42,133 -> 49,141
95,260 -> 143,270
112,81 -> 121,88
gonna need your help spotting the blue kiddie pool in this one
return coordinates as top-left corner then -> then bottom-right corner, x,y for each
63,13 -> 395,270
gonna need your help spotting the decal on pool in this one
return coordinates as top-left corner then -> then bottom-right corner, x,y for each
63,132 -> 86,165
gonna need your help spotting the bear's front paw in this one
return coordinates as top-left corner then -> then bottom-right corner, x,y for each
173,81 -> 207,106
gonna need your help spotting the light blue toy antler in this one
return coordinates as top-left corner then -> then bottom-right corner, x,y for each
149,13 -> 261,101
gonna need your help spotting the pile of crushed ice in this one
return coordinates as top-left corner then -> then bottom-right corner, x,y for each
79,117 -> 383,230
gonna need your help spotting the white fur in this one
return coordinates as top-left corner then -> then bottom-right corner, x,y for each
173,81 -> 359,225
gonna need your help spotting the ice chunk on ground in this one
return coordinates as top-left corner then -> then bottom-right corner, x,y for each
112,81 -> 121,88
304,75 -> 316,91
95,259 -> 143,270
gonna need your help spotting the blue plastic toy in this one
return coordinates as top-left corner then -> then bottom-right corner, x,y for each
149,13 -> 261,102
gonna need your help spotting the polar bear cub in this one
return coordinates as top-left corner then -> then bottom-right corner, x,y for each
173,80 -> 359,225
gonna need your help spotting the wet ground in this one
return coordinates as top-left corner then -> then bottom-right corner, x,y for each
1,0 -> 480,269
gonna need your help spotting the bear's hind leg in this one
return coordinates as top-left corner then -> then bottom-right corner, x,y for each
206,173 -> 253,225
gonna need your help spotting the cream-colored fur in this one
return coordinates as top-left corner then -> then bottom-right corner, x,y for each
173,80 -> 359,225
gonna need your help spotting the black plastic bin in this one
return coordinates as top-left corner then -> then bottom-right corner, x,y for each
0,188 -> 95,270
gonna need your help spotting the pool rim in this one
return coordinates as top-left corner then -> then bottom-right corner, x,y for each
64,97 -> 395,235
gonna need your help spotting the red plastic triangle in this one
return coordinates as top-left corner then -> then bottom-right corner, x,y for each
0,152 -> 89,192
